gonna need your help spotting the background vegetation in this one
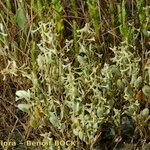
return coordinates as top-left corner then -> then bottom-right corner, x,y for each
0,0 -> 150,149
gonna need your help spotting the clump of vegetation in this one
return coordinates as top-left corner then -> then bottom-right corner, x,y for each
0,0 -> 149,150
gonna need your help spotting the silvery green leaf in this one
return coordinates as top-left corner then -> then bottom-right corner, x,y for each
143,30 -> 150,38
16,8 -> 27,29
117,79 -> 125,90
78,130 -> 84,140
18,104 -> 32,112
122,78 -> 129,86
16,90 -> 31,101
49,112 -> 60,129
127,100 -> 140,115
111,66 -> 121,78
73,102 -> 80,114
77,55 -> 86,65
134,76 -> 142,89
142,85 -> 150,97
73,128 -> 79,136
140,108 -> 149,119
124,85 -> 134,99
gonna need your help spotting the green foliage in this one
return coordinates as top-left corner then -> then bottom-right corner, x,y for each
142,85 -> 150,97
140,108 -> 149,120
16,8 -> 27,29
0,0 -> 149,149
117,1 -> 132,43
87,0 -> 100,32
17,103 -> 32,112
52,0 -> 64,33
